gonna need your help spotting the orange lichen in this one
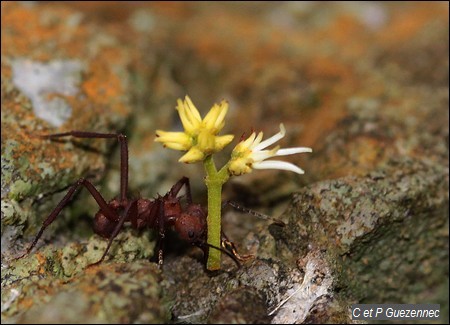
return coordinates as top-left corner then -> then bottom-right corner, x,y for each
2,3 -> 87,60
378,3 -> 449,45
173,11 -> 288,69
34,252 -> 47,275
82,62 -> 123,107
149,1 -> 193,19
19,297 -> 35,309
35,253 -> 45,264
351,137 -> 388,168
306,56 -> 356,84
318,15 -> 371,59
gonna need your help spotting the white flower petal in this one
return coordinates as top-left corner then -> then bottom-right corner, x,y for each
253,160 -> 305,174
253,123 -> 286,151
252,150 -> 276,162
276,147 -> 312,156
253,131 -> 265,147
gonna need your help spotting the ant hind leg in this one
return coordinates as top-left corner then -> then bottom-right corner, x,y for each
15,178 -> 117,260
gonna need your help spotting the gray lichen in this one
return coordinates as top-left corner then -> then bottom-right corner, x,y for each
11,59 -> 85,127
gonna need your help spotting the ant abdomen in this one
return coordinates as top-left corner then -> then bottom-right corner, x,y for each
93,212 -> 117,238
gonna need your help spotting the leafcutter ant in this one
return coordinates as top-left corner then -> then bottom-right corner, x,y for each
16,131 -> 280,268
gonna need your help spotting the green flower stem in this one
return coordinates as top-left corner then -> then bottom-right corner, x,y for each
203,155 -> 230,270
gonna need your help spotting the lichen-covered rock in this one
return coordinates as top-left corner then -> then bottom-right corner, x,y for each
1,1 -> 448,324
1,229 -> 157,318
1,2 -> 159,323
4,261 -> 167,323
274,157 -> 448,317
1,1 -> 133,256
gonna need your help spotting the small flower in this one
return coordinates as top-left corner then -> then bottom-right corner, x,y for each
228,123 -> 312,176
155,96 -> 234,163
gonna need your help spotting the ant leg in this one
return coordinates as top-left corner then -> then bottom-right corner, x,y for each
220,201 -> 285,263
17,178 -> 118,259
39,131 -> 129,203
88,200 -> 138,267
157,200 -> 166,267
202,242 -> 242,268
222,200 -> 285,226
220,231 -> 254,263
157,240 -> 165,267
169,177 -> 192,204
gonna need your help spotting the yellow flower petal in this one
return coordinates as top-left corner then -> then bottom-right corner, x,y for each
179,146 -> 205,163
157,96 -> 234,163
214,134 -> 234,151
155,130 -> 192,150
197,130 -> 216,153
177,97 -> 201,134
203,100 -> 228,133
184,95 -> 202,121
155,130 -> 189,143
163,142 -> 191,151
214,100 -> 229,130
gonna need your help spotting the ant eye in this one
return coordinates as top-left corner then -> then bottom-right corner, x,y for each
188,230 -> 195,238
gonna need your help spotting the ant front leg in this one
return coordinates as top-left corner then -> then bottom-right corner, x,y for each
219,200 -> 286,264
17,178 -> 119,259
220,231 -> 254,264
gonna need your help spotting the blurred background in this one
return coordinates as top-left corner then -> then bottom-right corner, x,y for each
3,1 -> 448,200
2,1 -> 448,323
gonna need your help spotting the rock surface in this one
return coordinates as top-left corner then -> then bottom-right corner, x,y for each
1,2 -> 448,324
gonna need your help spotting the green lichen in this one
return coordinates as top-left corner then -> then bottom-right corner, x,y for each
8,179 -> 33,201
37,161 -> 56,179
1,199 -> 31,226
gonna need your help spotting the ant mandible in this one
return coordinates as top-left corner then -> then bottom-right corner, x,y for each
17,131 -> 252,268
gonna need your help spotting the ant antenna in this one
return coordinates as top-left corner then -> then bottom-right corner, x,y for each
224,200 -> 285,227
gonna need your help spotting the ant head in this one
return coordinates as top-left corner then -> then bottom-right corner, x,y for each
174,204 -> 206,244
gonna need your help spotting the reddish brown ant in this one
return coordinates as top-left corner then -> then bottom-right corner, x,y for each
16,131 -> 262,268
